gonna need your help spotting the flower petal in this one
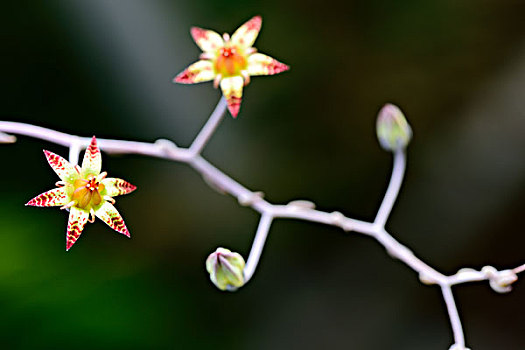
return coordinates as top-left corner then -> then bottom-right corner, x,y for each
220,76 -> 244,118
26,187 -> 69,207
191,27 -> 224,53
95,202 -> 130,237
81,136 -> 102,177
66,207 -> 89,251
231,16 -> 262,49
43,150 -> 79,183
174,60 -> 216,84
247,53 -> 290,76
101,178 -> 137,197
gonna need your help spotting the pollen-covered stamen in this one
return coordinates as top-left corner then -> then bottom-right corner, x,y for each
72,175 -> 106,209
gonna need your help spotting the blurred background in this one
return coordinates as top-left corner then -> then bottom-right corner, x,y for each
1,1 -> 524,349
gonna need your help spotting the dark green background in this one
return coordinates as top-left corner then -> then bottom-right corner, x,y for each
1,1 -> 524,349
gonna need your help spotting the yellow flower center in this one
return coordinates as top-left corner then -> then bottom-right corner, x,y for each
72,175 -> 105,209
214,45 -> 247,77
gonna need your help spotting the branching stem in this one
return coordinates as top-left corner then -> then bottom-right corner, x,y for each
1,98 -> 523,350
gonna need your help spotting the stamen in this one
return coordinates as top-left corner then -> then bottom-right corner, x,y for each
88,208 -> 96,223
97,171 -> 108,182
199,52 -> 214,60
213,74 -> 223,89
60,201 -> 76,210
241,70 -> 251,86
245,47 -> 257,55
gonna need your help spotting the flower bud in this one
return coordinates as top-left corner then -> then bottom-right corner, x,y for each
376,103 -> 412,151
206,247 -> 245,291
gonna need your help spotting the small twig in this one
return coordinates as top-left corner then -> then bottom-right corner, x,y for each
244,212 -> 274,284
441,286 -> 467,350
189,97 -> 228,156
374,149 -> 406,228
513,263 -> 525,274
68,138 -> 82,166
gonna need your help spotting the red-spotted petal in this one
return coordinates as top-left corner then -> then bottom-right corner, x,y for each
95,202 -> 130,237
174,60 -> 216,84
191,27 -> 224,53
248,53 -> 289,76
26,187 -> 69,207
66,207 -> 89,251
101,178 -> 137,197
81,136 -> 102,177
219,76 -> 244,118
231,16 -> 262,49
43,150 -> 79,183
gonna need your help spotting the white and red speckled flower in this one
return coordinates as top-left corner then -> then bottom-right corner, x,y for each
174,16 -> 289,118
26,136 -> 136,251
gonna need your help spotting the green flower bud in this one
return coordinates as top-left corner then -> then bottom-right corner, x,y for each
376,103 -> 412,151
206,247 -> 245,291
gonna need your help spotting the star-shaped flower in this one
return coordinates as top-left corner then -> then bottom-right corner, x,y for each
174,15 -> 290,117
26,137 -> 136,251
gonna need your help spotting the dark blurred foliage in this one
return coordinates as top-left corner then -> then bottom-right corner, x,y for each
1,1 -> 524,349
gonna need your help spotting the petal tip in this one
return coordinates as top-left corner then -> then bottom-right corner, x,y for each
272,61 -> 290,75
174,71 -> 189,84
227,95 -> 242,118
89,135 -> 98,148
174,68 -> 200,85
190,26 -> 203,34
228,104 -> 240,118
247,15 -> 262,29
43,149 -> 52,158
190,26 -> 206,41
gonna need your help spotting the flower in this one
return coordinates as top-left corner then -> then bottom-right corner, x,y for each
206,247 -> 245,291
174,16 -> 290,118
26,136 -> 136,251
